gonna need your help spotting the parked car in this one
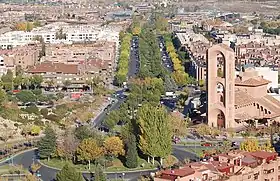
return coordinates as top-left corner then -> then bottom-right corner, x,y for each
201,142 -> 212,147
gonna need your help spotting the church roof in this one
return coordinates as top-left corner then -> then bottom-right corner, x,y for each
235,77 -> 271,87
235,89 -> 255,106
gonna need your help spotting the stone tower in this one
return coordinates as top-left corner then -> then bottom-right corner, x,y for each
207,44 -> 235,129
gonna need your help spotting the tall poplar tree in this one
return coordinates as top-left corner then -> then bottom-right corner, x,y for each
138,104 -> 172,165
125,134 -> 138,168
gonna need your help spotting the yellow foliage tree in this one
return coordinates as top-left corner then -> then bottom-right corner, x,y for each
30,163 -> 41,174
163,155 -> 178,168
30,125 -> 41,135
169,114 -> 188,137
240,139 -> 260,152
76,138 -> 103,170
260,140 -> 275,152
15,22 -> 33,31
24,174 -> 38,181
132,26 -> 141,36
104,136 -> 125,157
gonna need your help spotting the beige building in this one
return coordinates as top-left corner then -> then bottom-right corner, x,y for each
43,42 -> 115,65
0,44 -> 40,69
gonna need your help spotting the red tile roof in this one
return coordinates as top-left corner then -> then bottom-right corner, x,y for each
235,77 -> 271,87
161,167 -> 195,177
28,62 -> 79,74
249,151 -> 277,160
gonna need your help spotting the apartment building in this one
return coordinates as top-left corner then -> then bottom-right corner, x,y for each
155,150 -> 280,181
43,41 -> 115,65
27,62 -> 84,88
0,22 -> 121,49
0,43 -> 40,69
236,42 -> 280,67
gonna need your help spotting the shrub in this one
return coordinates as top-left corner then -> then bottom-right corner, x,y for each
32,89 -> 42,95
16,90 -> 36,103
40,108 -> 49,116
23,105 -> 39,115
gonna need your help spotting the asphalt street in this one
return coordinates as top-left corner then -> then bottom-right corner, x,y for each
1,145 -> 200,181
91,95 -> 126,128
128,36 -> 139,78
158,35 -> 173,72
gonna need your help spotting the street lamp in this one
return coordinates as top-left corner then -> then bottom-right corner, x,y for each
122,173 -> 125,180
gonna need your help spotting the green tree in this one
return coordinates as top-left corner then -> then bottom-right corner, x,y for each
38,126 -> 57,160
56,163 -> 84,181
0,88 -> 7,105
125,133 -> 138,168
94,165 -> 106,181
30,75 -> 43,88
30,125 -> 41,135
74,126 -> 93,141
138,104 -> 172,165
103,110 -> 120,129
13,75 -> 23,89
1,70 -> 14,91
76,138 -> 103,170
16,90 -> 36,103
33,20 -> 41,27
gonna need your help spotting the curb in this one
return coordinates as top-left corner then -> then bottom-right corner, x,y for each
0,148 -> 37,165
37,159 -> 157,174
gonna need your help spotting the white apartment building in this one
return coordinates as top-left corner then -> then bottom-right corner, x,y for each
221,33 -> 280,46
0,22 -> 120,49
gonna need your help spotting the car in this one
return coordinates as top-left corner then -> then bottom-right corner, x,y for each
201,142 -> 212,147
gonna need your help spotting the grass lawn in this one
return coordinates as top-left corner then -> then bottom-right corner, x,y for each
40,157 -> 156,172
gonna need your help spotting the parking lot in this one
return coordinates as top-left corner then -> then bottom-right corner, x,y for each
158,36 -> 174,72
128,36 -> 140,78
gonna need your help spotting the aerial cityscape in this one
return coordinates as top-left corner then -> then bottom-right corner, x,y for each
0,0 -> 279,181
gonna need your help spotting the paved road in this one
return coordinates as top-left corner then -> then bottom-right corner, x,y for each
128,36 -> 140,78
91,95 -> 126,128
1,147 -> 199,181
158,35 -> 173,72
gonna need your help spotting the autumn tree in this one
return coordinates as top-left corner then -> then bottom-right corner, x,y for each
163,155 -> 178,168
169,114 -> 188,137
132,26 -> 141,36
54,130 -> 79,161
76,138 -> 103,170
103,136 -> 125,158
24,174 -> 38,181
260,140 -> 275,152
30,163 -> 41,174
138,104 -> 172,165
240,139 -> 260,152
56,163 -> 84,181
